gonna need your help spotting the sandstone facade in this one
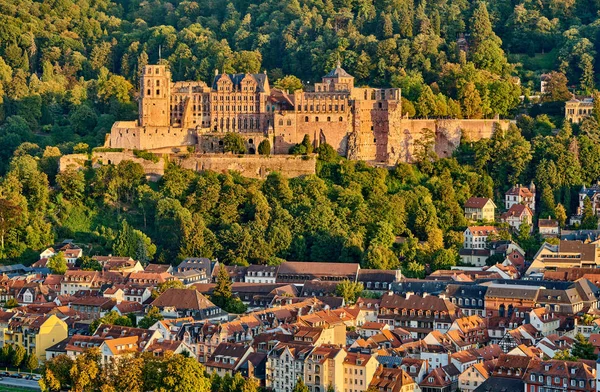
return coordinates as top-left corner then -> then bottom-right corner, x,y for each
106,64 -> 510,164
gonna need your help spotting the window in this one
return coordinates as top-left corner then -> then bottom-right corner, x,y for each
305,116 -> 309,122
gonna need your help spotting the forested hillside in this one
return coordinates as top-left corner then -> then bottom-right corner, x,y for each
0,0 -> 599,170
0,0 -> 600,268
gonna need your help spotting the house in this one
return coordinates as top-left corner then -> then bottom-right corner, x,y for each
369,365 -> 421,392
419,366 -> 455,392
464,197 -> 496,222
463,226 -> 498,250
144,264 -> 173,274
304,345 -> 346,392
144,338 -> 195,357
244,265 -> 278,284
205,342 -> 254,377
529,308 -> 560,336
523,359 -> 596,391
69,296 -> 117,319
266,343 -> 314,392
505,183 -> 535,212
536,334 -> 574,358
565,96 -> 594,124
444,284 -> 487,317
5,314 -> 68,364
539,218 -> 560,237
526,240 -> 600,275
343,352 -> 379,392
276,261 -> 360,283
358,321 -> 391,338
175,257 -> 215,276
500,204 -> 533,232
94,256 -> 144,273
100,336 -> 141,364
458,361 -> 493,392
173,269 -> 208,286
151,288 -> 225,320
357,269 -> 402,292
377,293 -> 460,339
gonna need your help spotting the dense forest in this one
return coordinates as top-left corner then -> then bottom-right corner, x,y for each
0,0 -> 599,169
0,0 -> 600,269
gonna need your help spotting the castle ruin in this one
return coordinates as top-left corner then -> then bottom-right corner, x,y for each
105,64 -> 509,164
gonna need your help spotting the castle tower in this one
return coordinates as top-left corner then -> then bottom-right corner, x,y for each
139,64 -> 172,127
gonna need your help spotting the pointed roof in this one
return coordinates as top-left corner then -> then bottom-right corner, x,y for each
324,62 -> 353,78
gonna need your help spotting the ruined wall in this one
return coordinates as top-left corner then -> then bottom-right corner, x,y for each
108,121 -> 197,152
386,119 -> 511,164
60,152 -> 314,180
197,132 -> 270,154
174,154 -> 316,179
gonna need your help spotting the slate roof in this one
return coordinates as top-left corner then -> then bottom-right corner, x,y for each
465,197 -> 494,209
152,288 -> 217,310
211,73 -> 268,92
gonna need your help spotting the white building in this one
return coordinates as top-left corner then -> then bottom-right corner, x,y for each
463,226 -> 498,250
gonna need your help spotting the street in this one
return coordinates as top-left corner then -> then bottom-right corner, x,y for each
0,377 -> 41,390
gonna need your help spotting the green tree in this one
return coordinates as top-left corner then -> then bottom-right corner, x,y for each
461,83 -> 483,119
152,280 -> 186,298
293,377 -> 310,392
336,280 -> 364,304
555,203 -> 567,227
223,133 -> 246,154
11,344 -> 26,367
138,306 -> 164,329
274,75 -> 303,93
47,252 -> 68,275
26,352 -> 38,371
258,139 -> 271,156
542,72 -> 572,102
211,265 -> 232,308
89,310 -> 133,333
5,298 -> 18,309
571,333 -> 596,359
581,197 -> 598,229
0,198 -> 24,258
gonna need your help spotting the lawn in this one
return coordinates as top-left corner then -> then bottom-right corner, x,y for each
509,49 -> 558,72
0,386 -> 39,392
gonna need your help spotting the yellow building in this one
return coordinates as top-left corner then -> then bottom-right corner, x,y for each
343,352 -> 378,392
5,314 -> 68,364
304,346 -> 347,392
565,96 -> 594,124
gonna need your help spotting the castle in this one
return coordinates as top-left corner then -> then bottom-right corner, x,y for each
106,64 -> 509,164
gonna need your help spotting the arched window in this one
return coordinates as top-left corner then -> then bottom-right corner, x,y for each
279,119 -> 284,126
327,117 -> 331,122
315,117 -> 319,122
339,116 -> 343,122
305,116 -> 309,122
287,119 -> 292,126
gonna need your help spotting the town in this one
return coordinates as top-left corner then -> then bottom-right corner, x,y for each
0,181 -> 599,391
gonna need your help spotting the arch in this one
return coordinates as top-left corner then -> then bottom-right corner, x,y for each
279,119 -> 284,126
249,148 -> 256,154
315,117 -> 319,122
249,139 -> 254,144
327,116 -> 331,122
287,119 -> 292,126
305,116 -> 309,122
339,116 -> 343,122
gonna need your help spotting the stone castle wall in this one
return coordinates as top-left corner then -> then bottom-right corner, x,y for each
59,151 -> 314,180
108,121 -> 196,153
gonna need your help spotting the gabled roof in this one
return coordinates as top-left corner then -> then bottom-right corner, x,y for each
465,197 -> 494,209
212,73 -> 268,92
501,204 -> 533,219
467,226 -> 498,236
152,288 -> 217,310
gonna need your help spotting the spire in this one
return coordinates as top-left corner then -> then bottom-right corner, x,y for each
336,59 -> 341,69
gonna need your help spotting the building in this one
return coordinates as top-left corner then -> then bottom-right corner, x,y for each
464,197 -> 496,222
245,265 -> 278,284
458,362 -> 491,392
377,293 -> 460,339
523,359 -> 596,391
105,64 -> 509,165
276,262 -> 360,283
577,183 -> 600,218
266,343 -> 313,392
6,314 -> 68,364
205,342 -> 254,377
463,226 -> 498,250
505,184 -> 535,212
304,345 -> 346,392
565,96 -> 594,124
527,240 -> 600,275
539,218 -> 560,237
342,352 -> 378,392
500,204 -> 533,232
151,288 -> 225,320
369,365 -> 421,392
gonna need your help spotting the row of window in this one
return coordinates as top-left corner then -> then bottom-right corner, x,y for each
299,104 -> 345,112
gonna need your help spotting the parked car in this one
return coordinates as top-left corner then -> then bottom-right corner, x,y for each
0,371 -> 9,377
